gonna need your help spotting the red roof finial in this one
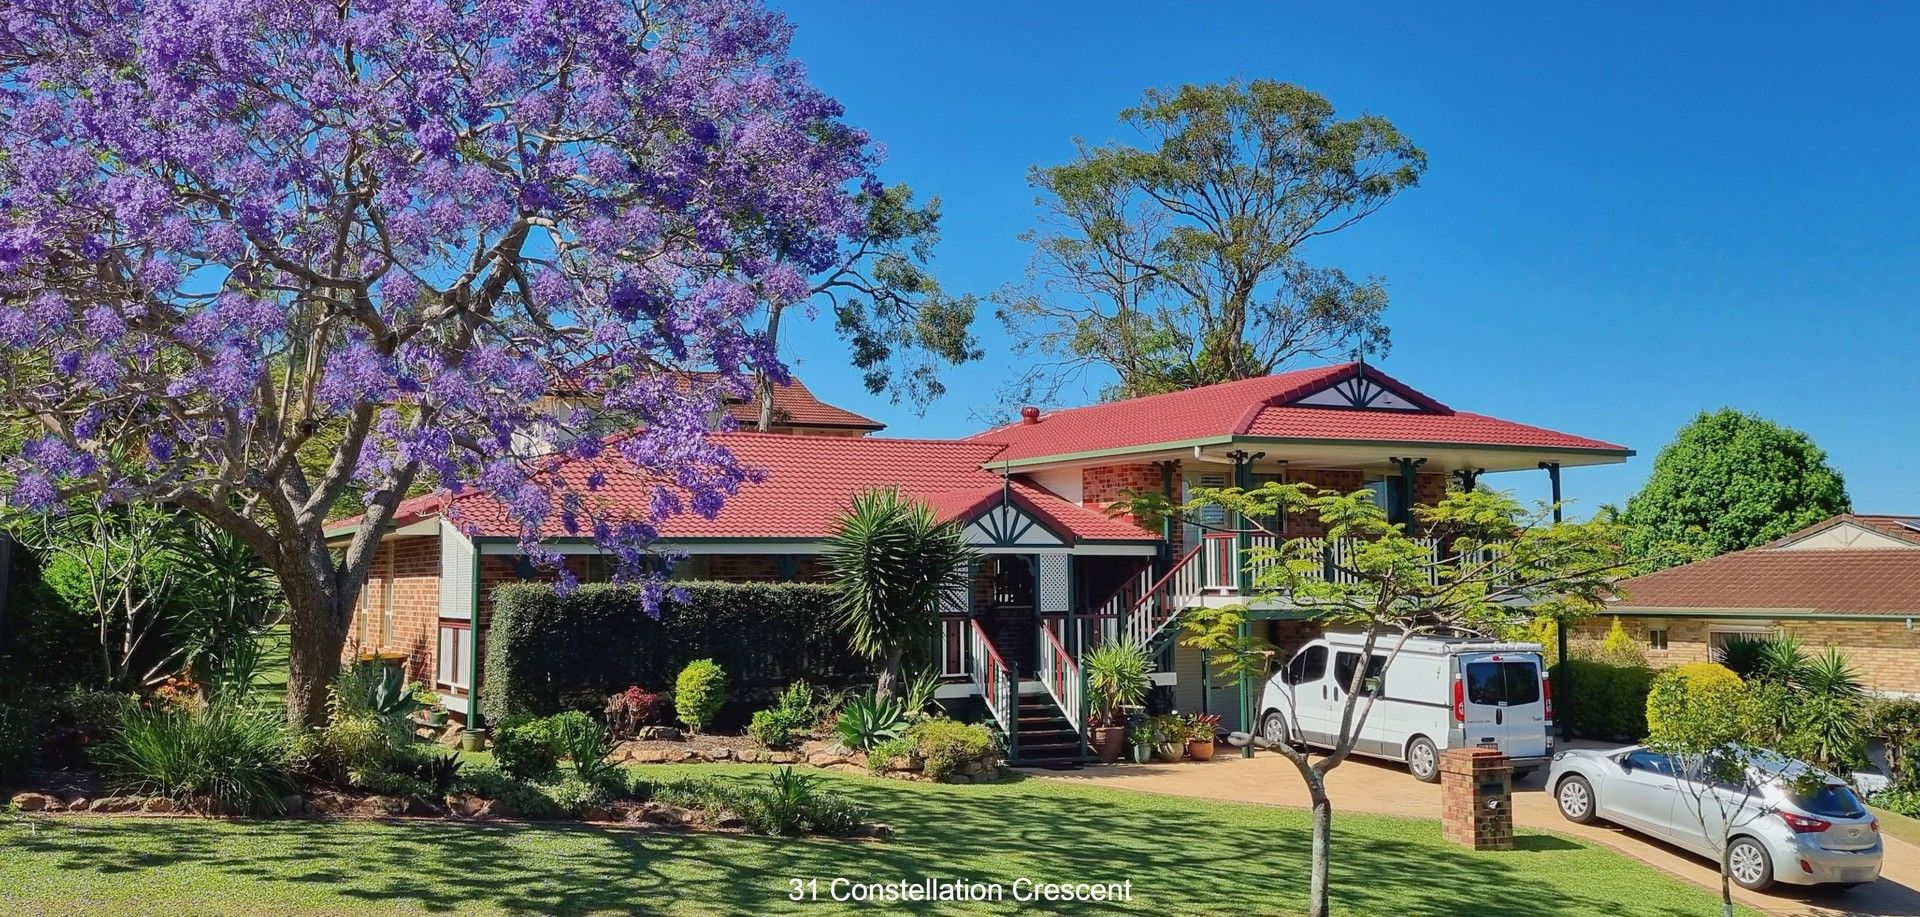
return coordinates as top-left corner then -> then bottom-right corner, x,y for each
1019,406 -> 1041,425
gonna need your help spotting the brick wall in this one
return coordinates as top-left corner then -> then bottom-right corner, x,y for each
342,536 -> 441,685
1082,463 -> 1165,532
1573,614 -> 1920,695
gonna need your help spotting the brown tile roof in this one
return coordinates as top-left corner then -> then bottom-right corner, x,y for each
1610,548 -> 1920,617
1766,513 -> 1920,548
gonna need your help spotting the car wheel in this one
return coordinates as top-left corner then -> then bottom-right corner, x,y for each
1260,711 -> 1291,747
1406,736 -> 1440,783
1726,837 -> 1775,892
1555,774 -> 1597,824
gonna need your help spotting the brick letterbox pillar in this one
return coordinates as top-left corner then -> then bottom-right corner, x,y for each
1440,747 -> 1513,850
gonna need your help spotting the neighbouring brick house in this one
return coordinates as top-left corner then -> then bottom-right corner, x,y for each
1577,514 -> 1920,694
328,361 -> 1631,764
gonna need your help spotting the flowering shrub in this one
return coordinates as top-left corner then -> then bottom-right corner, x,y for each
605,687 -> 664,740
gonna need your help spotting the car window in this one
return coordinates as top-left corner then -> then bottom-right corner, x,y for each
1622,750 -> 1673,777
1332,651 -> 1386,695
1791,784 -> 1866,818
1286,646 -> 1328,685
1463,660 -> 1541,706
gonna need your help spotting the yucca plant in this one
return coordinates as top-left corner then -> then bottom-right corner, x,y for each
1084,639 -> 1152,725
824,488 -> 978,698
1751,634 -> 1812,686
97,703 -> 295,814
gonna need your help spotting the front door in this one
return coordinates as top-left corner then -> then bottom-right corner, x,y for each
984,557 -> 1037,678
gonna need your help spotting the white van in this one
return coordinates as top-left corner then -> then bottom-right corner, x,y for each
1257,629 -> 1554,782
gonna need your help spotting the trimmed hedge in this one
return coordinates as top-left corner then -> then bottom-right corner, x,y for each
1550,659 -> 1654,742
483,581 -> 868,726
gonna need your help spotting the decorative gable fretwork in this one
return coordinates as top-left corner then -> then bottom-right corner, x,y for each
965,503 -> 1065,548
1290,375 -> 1425,411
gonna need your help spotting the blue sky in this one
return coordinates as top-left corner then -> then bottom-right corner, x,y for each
763,1 -> 1920,516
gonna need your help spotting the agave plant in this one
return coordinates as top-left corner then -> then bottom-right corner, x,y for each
824,488 -> 979,698
833,691 -> 908,751
1084,639 -> 1152,725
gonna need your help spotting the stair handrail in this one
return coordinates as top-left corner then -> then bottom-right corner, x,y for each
966,619 -> 1017,750
1120,539 -> 1213,649
1036,622 -> 1084,735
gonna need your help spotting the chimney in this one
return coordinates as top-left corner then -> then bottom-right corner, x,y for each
1019,406 -> 1041,425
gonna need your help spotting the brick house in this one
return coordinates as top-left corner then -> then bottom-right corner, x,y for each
1578,514 -> 1920,693
327,362 -> 1631,763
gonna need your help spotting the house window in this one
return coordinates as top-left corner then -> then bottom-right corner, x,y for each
1647,626 -> 1669,652
437,619 -> 473,693
1707,625 -> 1774,662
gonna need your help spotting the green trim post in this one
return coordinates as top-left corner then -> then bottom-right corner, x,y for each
1230,450 -> 1261,756
1541,461 -> 1566,739
467,545 -> 485,732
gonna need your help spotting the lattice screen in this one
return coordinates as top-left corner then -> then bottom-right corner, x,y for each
1037,555 -> 1071,613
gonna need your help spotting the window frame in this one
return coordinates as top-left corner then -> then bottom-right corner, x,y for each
436,618 -> 473,694
1707,624 -> 1777,662
1646,625 -> 1670,652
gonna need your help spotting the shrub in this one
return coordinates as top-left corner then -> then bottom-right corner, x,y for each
548,711 -> 613,781
1550,659 -> 1654,741
411,751 -> 464,797
312,712 -> 392,779
834,691 -> 907,751
747,682 -> 817,749
910,718 -> 995,781
1873,786 -> 1920,817
0,692 -> 47,781
653,768 -> 865,837
1868,697 -> 1920,788
866,735 -> 917,773
675,660 -> 726,733
539,773 -> 610,817
1597,617 -> 1646,666
483,581 -> 868,725
1083,639 -> 1151,725
492,715 -> 561,781
96,703 -> 295,814
455,765 -> 563,819
1645,662 -> 1743,739
604,686 -> 664,739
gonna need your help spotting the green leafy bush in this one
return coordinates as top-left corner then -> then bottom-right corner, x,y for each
909,718 -> 996,782
539,773 -> 611,817
483,581 -> 868,725
1645,662 -> 1742,739
834,692 -> 907,750
1550,659 -> 1654,741
492,715 -> 561,781
1868,697 -> 1920,788
96,703 -> 295,814
675,659 -> 726,733
651,768 -> 865,837
866,735 -> 916,774
0,692 -> 47,781
454,765 -> 564,819
1873,786 -> 1920,817
747,682 -> 817,749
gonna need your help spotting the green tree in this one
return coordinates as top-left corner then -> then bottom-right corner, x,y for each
1154,484 -> 1625,917
1621,409 -> 1849,569
824,489 -> 978,698
998,79 -> 1425,403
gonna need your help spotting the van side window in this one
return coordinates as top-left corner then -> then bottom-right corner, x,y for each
1332,651 -> 1388,696
1285,646 -> 1327,685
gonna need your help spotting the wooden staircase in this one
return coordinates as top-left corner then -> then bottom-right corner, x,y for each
1013,692 -> 1083,767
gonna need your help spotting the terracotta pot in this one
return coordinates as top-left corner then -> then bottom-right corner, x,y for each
1130,742 -> 1154,764
1186,738 -> 1216,761
1091,726 -> 1126,763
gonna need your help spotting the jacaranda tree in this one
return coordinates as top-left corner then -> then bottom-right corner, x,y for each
0,0 -> 889,726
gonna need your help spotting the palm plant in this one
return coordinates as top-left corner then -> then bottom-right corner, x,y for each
1752,634 -> 1812,686
824,488 -> 977,698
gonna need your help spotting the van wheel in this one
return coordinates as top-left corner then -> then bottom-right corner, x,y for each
1260,710 -> 1292,748
1556,774 -> 1597,824
1406,736 -> 1440,782
1726,837 -> 1775,891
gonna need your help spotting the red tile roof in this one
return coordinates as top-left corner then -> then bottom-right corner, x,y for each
337,433 -> 1157,543
1610,547 -> 1920,616
966,362 -> 1628,462
552,367 -> 884,432
1766,514 -> 1920,548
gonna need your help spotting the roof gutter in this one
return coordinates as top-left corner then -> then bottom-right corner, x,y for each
1605,606 -> 1920,621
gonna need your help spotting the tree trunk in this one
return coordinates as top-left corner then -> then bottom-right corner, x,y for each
756,306 -> 784,432
876,645 -> 904,699
1720,870 -> 1734,917
282,574 -> 349,728
1308,774 -> 1333,917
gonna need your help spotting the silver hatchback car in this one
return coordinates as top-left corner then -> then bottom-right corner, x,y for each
1548,745 -> 1882,891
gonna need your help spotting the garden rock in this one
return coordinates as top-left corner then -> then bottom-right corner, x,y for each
857,823 -> 895,839
579,805 -> 614,823
636,726 -> 681,741
765,751 -> 799,765
353,796 -> 406,818
88,796 -> 142,814
705,746 -> 732,761
279,795 -> 306,815
305,791 -> 353,816
632,802 -> 691,826
735,747 -> 761,763
404,796 -> 445,817
142,797 -> 177,814
446,793 -> 489,818
10,792 -> 61,812
806,752 -> 848,768
710,814 -> 746,830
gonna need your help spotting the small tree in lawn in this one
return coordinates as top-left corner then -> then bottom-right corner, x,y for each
1152,483 -> 1626,917
824,489 -> 977,698
0,0 -> 895,726
1642,665 -> 1798,917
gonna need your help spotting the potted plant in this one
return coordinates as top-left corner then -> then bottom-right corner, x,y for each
411,682 -> 447,726
1083,640 -> 1153,763
1185,713 -> 1222,761
1151,714 -> 1186,762
1126,720 -> 1156,764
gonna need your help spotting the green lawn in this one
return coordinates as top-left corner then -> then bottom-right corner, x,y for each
0,765 -> 1742,916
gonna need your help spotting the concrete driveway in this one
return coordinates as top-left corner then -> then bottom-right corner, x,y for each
1033,751 -> 1920,916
